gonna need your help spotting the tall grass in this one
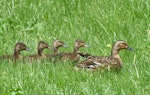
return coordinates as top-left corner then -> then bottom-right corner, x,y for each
0,0 -> 150,95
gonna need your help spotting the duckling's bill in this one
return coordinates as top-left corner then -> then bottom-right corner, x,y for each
63,44 -> 69,48
84,44 -> 90,48
48,46 -> 52,49
126,46 -> 133,51
26,48 -> 31,51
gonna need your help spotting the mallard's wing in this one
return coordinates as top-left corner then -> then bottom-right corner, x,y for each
89,56 -> 121,69
76,56 -> 121,69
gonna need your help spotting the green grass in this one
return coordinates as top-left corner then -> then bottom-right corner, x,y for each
0,0 -> 150,95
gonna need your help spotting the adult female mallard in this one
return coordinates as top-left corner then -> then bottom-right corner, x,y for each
76,40 -> 133,70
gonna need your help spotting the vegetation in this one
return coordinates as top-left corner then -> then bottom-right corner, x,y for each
0,0 -> 149,95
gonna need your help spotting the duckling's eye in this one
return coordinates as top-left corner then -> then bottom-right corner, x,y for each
77,42 -> 80,45
122,43 -> 126,46
19,46 -> 23,48
119,43 -> 127,48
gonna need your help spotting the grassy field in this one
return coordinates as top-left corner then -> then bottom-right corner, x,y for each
0,0 -> 150,95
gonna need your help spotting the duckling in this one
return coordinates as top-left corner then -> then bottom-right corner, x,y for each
0,42 -> 30,62
46,40 -> 67,59
52,40 -> 68,54
27,41 -> 51,61
53,39 -> 90,62
76,40 -> 133,70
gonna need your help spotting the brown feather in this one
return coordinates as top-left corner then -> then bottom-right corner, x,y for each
76,40 -> 133,70
26,41 -> 50,62
52,39 -> 90,62
0,42 -> 29,63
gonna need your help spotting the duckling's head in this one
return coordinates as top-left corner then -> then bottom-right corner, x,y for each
38,41 -> 51,50
113,40 -> 133,51
15,42 -> 29,52
53,40 -> 67,48
74,40 -> 90,48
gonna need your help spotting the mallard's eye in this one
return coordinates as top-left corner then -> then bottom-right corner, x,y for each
19,45 -> 22,48
122,43 -> 127,46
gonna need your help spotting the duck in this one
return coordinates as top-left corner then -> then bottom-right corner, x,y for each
76,40 -> 133,70
0,42 -> 30,62
26,41 -> 51,61
45,40 -> 67,59
53,39 -> 90,62
52,40 -> 68,54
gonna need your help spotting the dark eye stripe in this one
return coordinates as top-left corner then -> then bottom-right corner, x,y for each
123,43 -> 127,45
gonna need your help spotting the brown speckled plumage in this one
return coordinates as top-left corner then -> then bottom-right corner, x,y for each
52,40 -> 67,54
27,41 -> 51,61
54,39 -> 90,62
0,42 -> 29,62
76,40 -> 133,70
46,40 -> 67,61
